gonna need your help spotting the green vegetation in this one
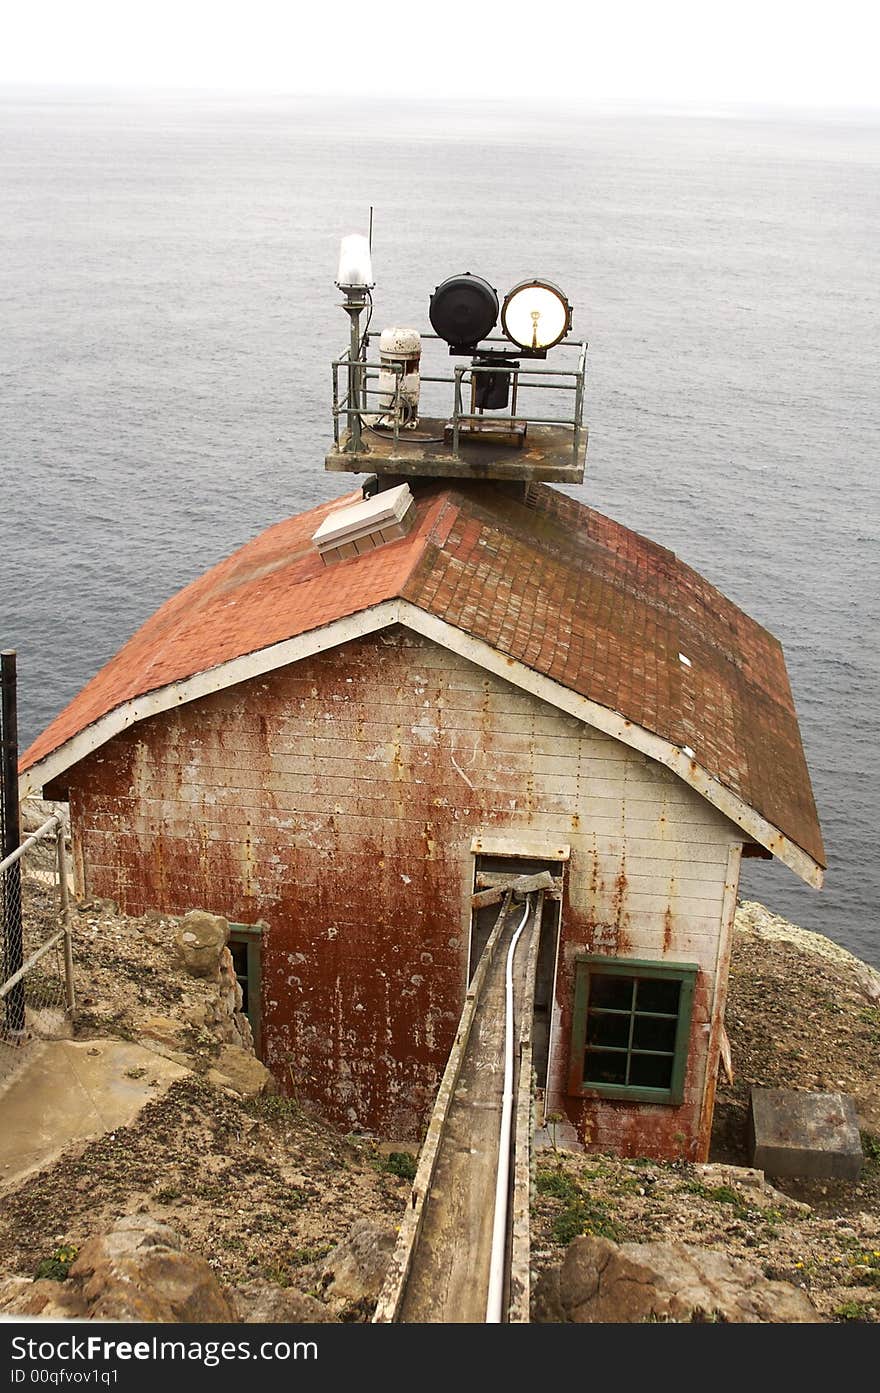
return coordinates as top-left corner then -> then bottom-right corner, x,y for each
244,1094 -> 301,1123
288,1243 -> 333,1267
852,1249 -> 880,1288
682,1180 -> 754,1219
535,1166 -> 622,1246
860,1130 -> 880,1165
378,1151 -> 417,1182
35,1244 -> 79,1282
834,1300 -> 874,1322
153,1185 -> 182,1203
535,1170 -> 581,1204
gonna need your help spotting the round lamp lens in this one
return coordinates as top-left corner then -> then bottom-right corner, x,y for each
429,273 -> 499,351
501,280 -> 571,351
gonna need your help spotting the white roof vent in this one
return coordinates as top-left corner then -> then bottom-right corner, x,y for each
312,482 -> 415,565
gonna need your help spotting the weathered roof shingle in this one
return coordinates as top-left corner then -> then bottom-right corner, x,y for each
21,481 -> 824,869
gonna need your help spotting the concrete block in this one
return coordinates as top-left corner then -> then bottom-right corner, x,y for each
748,1088 -> 863,1180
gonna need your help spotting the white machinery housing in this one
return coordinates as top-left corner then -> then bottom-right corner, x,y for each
377,326 -> 421,428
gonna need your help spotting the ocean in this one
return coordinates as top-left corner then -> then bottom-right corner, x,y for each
1,91 -> 877,965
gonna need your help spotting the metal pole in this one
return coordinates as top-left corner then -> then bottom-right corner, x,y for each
453,368 -> 463,457
573,342 -> 587,463
56,817 -> 76,1019
344,294 -> 365,455
1,650 -> 25,1035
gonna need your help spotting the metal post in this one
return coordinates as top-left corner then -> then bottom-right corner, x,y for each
573,342 -> 587,464
1,650 -> 25,1035
343,293 -> 365,455
331,361 -> 340,446
56,817 -> 76,1019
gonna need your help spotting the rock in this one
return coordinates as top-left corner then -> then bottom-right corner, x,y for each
176,910 -> 229,979
69,1214 -> 233,1323
204,950 -> 255,1049
694,1162 -> 764,1192
692,1162 -> 811,1214
230,1282 -> 332,1323
533,1235 -> 821,1323
0,1275 -> 87,1319
319,1219 -> 396,1303
854,964 -> 880,1004
208,1045 -> 273,1098
139,1014 -> 189,1049
136,1015 -> 191,1066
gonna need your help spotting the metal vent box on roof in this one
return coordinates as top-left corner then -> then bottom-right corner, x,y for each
312,482 -> 415,563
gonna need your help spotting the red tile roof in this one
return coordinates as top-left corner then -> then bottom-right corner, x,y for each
21,481 -> 824,868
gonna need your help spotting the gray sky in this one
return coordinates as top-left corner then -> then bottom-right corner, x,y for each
3,1 -> 878,107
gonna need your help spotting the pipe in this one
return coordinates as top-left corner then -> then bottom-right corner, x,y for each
485,894 -> 533,1323
0,815 -> 61,875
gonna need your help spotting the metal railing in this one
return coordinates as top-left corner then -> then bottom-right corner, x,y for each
330,332 -> 587,465
0,813 -> 75,1085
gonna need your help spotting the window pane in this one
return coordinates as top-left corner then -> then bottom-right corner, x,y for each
629,1053 -> 674,1089
632,1014 -> 677,1052
587,1011 -> 631,1049
636,976 -> 680,1014
584,1049 -> 628,1085
590,974 -> 634,1010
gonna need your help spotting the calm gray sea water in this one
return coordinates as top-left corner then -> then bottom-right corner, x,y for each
1,92 -> 877,965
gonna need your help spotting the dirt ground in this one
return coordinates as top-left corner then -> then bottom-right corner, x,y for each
0,882 -> 410,1318
3,877 -> 879,1322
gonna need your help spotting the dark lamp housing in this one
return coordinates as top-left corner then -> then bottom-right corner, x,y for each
501,279 -> 572,354
473,351 -> 520,411
429,273 -> 499,354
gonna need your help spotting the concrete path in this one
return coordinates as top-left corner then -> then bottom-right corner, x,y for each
0,1038 -> 189,1189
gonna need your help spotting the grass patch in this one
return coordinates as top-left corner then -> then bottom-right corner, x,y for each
535,1169 -> 581,1204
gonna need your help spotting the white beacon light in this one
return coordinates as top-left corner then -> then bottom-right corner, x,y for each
501,278 -> 571,352
336,234 -> 375,290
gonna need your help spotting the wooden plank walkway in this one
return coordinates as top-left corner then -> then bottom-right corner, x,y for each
375,892 -> 541,1323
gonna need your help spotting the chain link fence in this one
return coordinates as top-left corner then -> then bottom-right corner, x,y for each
0,813 -> 75,1086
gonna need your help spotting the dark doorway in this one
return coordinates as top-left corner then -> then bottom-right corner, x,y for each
468,853 -> 562,1089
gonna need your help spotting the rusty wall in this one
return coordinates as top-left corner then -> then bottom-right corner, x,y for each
67,626 -> 741,1148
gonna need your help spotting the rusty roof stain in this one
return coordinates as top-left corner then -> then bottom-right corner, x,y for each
21,481 -> 825,868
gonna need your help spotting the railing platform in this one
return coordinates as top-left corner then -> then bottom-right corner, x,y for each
325,418 -> 587,484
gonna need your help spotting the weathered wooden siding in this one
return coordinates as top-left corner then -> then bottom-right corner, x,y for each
67,626 -> 741,1151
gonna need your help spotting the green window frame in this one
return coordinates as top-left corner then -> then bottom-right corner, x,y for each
568,956 -> 698,1105
228,922 -> 265,1058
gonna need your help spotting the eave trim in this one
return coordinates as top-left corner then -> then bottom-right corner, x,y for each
20,596 -> 823,889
